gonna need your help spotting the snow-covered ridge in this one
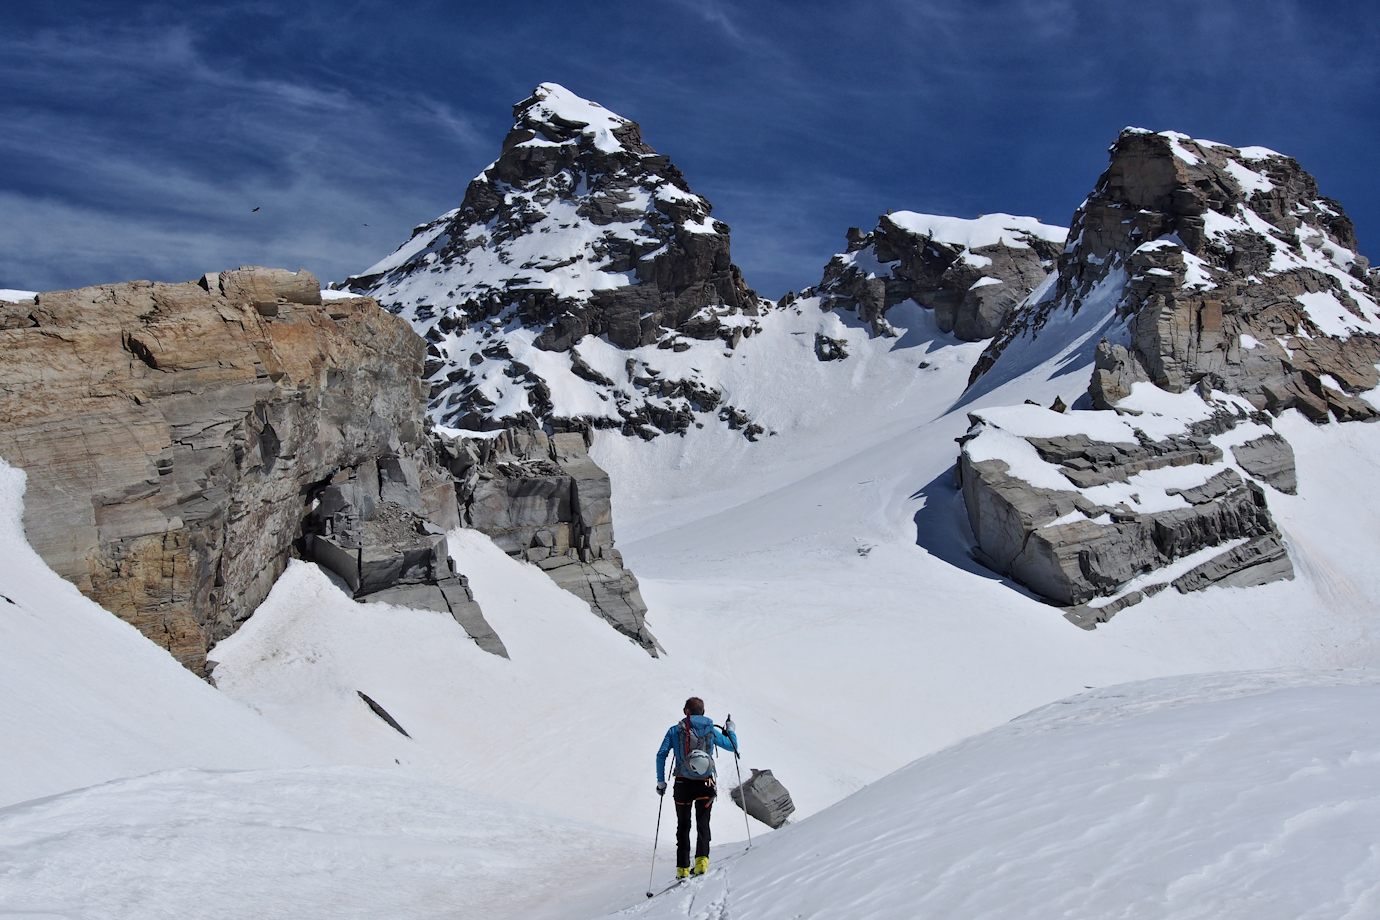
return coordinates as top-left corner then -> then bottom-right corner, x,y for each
808,209 -> 1065,341
884,210 -> 1066,249
1122,126 -> 1286,162
952,123 -> 1378,619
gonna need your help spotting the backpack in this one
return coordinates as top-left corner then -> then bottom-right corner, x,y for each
677,718 -> 717,780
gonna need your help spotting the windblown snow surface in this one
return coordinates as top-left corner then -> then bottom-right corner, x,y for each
4,291 -> 1380,918
623,671 -> 1380,920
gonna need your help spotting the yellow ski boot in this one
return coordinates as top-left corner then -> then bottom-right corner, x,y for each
676,866 -> 691,880
693,856 -> 710,876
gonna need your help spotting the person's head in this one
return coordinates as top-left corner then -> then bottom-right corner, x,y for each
683,696 -> 705,717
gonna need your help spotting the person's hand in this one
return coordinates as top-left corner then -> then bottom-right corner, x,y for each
724,718 -> 735,735
656,782 -> 667,796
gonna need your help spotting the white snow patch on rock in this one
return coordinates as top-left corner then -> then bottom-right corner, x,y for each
1225,159 -> 1275,195
885,212 -> 1067,249
522,82 -> 629,154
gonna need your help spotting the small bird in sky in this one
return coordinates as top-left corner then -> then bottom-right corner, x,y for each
251,207 -> 261,213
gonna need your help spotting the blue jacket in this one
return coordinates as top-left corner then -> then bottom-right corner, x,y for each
656,714 -> 739,782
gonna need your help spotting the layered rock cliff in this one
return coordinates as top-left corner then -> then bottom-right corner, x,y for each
0,269 -> 502,672
810,212 -> 1065,342
348,83 -> 767,438
958,386 -> 1295,626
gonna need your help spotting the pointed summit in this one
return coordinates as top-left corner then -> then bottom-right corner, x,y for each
349,83 -> 761,435
509,82 -> 638,154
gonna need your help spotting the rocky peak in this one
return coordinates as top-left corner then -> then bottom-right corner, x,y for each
970,128 -> 1380,421
348,83 -> 765,437
810,211 -> 1064,342
954,128 -> 1380,621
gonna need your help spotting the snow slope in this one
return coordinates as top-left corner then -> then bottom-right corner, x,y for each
0,460 -> 315,807
0,461 -> 651,920
0,765 -> 649,920
619,670 -> 1380,920
208,302 -> 1135,836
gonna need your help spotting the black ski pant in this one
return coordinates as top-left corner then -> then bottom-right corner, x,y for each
673,777 -> 715,867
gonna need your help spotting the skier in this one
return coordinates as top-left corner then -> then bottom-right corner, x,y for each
655,696 -> 738,879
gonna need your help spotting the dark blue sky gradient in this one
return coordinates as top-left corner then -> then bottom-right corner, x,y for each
3,1 -> 1376,296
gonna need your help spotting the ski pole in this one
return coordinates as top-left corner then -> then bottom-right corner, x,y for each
646,787 -> 666,898
725,713 -> 753,850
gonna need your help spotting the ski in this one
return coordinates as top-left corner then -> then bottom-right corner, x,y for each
647,878 -> 688,898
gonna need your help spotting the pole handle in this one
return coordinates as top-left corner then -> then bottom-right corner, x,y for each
719,713 -> 740,757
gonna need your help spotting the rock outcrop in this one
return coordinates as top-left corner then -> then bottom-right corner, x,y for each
304,457 -> 507,657
811,212 -> 1064,341
971,129 -> 1380,420
348,82 -> 767,438
437,428 -> 658,653
0,269 -> 498,672
957,389 -> 1295,625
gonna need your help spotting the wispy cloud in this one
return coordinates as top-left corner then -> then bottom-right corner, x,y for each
667,0 -> 747,44
0,21 -> 487,289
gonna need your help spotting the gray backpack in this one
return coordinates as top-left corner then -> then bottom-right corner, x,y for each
730,768 -> 795,828
677,719 -> 717,779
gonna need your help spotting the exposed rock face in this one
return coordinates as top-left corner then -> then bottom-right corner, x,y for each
436,428 -> 658,653
1230,433 -> 1298,495
812,212 -> 1064,341
0,269 -> 472,672
957,390 -> 1295,624
972,129 -> 1380,420
348,82 -> 766,438
304,458 -> 507,658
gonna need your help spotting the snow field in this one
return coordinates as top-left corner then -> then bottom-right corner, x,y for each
621,671 -> 1380,920
214,287 -> 1380,874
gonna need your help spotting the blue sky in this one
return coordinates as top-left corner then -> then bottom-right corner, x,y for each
3,1 -> 1376,297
